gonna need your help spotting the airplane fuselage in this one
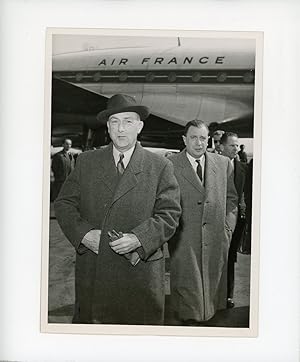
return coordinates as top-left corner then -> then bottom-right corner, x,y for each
53,45 -> 255,127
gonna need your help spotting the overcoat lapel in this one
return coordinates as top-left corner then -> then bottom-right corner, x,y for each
95,143 -> 118,193
177,150 -> 205,195
111,143 -> 144,204
203,152 -> 217,198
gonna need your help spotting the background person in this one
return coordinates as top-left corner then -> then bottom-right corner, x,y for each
211,129 -> 225,154
51,138 -> 75,201
220,132 -> 248,308
238,144 -> 248,163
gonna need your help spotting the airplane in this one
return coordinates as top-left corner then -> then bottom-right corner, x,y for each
51,38 -> 255,151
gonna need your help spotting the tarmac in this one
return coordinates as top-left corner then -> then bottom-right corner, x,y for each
48,205 -> 251,327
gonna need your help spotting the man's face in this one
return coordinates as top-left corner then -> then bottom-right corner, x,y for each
213,134 -> 222,153
183,125 -> 209,159
221,136 -> 239,160
63,139 -> 72,152
107,112 -> 144,152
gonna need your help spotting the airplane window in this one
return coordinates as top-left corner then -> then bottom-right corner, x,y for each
192,72 -> 202,82
75,73 -> 83,82
168,72 -> 177,82
94,72 -> 101,82
217,72 -> 227,82
243,71 -> 254,83
146,73 -> 155,82
119,72 -> 128,82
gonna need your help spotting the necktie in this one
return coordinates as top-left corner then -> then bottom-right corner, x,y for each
195,159 -> 203,182
117,153 -> 125,175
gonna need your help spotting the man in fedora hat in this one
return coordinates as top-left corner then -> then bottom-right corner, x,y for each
55,94 -> 181,325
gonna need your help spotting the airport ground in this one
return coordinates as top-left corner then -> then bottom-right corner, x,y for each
48,204 -> 251,327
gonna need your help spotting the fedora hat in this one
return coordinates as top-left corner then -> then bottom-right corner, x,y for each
96,94 -> 150,124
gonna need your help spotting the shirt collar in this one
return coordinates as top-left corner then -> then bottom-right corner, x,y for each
113,144 -> 135,168
231,158 -> 235,169
186,151 -> 205,166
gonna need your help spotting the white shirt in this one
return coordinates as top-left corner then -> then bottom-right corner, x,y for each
230,158 -> 235,170
112,145 -> 135,169
186,151 -> 205,182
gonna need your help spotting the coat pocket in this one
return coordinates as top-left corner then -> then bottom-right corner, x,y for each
146,248 -> 164,262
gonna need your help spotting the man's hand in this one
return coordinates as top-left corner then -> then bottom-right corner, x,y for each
81,229 -> 101,254
109,233 -> 141,254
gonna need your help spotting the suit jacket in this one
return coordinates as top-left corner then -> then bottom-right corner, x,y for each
52,150 -> 75,182
54,143 -> 181,324
168,150 -> 238,322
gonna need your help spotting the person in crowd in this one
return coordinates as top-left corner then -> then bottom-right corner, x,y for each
54,94 -> 181,325
238,144 -> 248,163
241,158 -> 253,254
168,120 -> 238,326
220,132 -> 248,308
51,138 -> 75,200
211,130 -> 225,154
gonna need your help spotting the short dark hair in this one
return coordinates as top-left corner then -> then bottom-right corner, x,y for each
183,120 -> 209,136
220,132 -> 238,144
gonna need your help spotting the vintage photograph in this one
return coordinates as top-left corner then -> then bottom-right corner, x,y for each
41,28 -> 263,336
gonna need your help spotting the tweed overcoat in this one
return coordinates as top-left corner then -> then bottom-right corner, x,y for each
168,150 -> 238,322
54,143 -> 181,325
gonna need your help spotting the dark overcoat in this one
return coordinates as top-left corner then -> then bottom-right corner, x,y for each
52,150 -> 74,182
168,150 -> 238,322
228,158 -> 248,263
51,150 -> 75,200
54,143 -> 181,325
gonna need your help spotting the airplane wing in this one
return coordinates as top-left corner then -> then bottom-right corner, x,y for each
208,115 -> 253,139
52,77 -> 252,149
51,77 -> 185,148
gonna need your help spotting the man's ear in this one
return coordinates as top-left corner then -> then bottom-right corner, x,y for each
182,135 -> 187,146
219,144 -> 224,152
137,121 -> 144,134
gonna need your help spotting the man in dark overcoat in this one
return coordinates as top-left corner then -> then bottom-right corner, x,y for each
220,132 -> 248,308
54,94 -> 181,325
51,138 -> 75,200
168,120 -> 238,325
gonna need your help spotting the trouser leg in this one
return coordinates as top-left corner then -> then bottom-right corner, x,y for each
227,258 -> 235,299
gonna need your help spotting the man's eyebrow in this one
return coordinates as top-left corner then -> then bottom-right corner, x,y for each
110,116 -> 135,120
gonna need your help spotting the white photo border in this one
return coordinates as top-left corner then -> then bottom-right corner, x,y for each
41,27 -> 264,337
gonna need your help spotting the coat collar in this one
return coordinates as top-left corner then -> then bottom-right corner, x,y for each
204,151 -> 217,181
175,150 -> 219,196
176,150 -> 205,194
96,142 -> 144,202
